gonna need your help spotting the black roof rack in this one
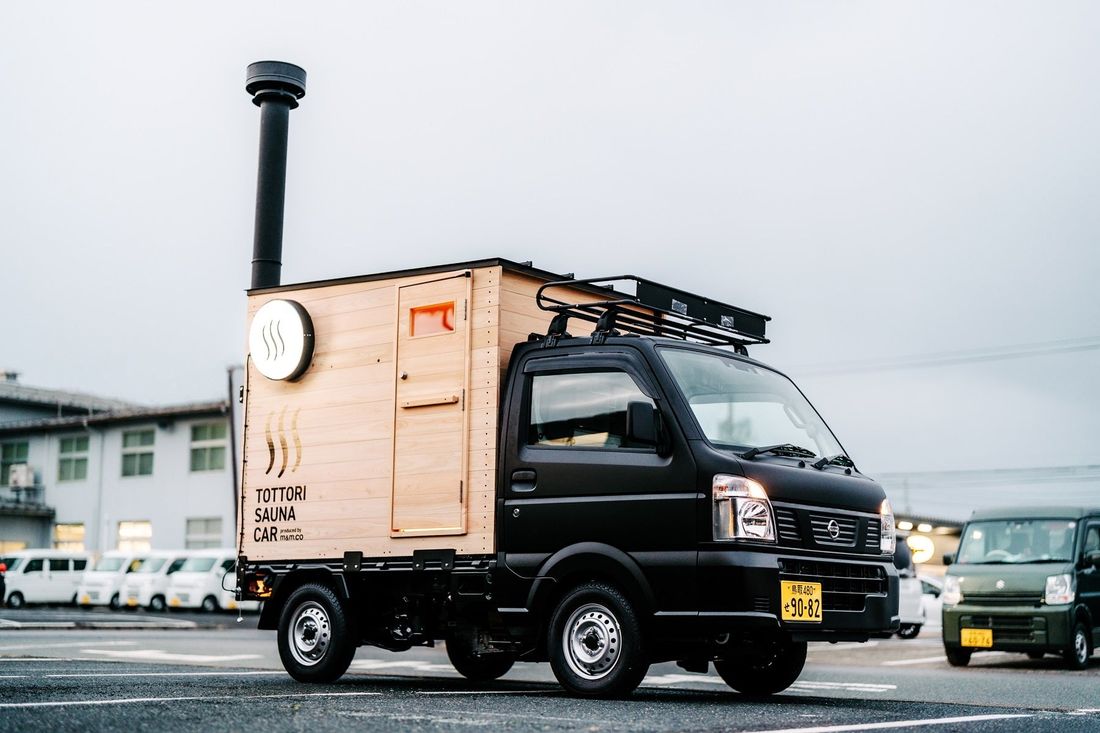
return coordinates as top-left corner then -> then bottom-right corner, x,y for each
536,275 -> 770,351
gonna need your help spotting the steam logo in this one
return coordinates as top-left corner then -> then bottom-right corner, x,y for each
249,299 -> 314,381
265,406 -> 303,477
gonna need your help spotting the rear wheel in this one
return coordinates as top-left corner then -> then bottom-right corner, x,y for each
446,635 -> 515,681
714,636 -> 807,696
6,592 -> 24,609
1065,622 -> 1091,670
109,593 -> 121,611
896,624 -> 921,640
277,583 -> 356,683
945,646 -> 971,667
548,582 -> 649,698
201,595 -> 219,613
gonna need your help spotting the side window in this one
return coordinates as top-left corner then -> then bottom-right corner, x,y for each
528,370 -> 655,450
73,558 -> 87,571
24,558 -> 43,573
220,559 -> 235,573
1084,525 -> 1100,555
49,558 -> 70,572
166,558 -> 186,575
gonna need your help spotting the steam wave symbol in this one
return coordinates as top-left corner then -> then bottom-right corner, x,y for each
264,406 -> 302,478
261,319 -> 287,362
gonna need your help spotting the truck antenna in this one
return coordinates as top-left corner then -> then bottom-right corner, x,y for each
246,60 -> 307,290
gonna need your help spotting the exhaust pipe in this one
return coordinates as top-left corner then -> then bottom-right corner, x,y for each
246,61 -> 307,289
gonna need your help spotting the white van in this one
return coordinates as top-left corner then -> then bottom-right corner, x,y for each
166,549 -> 259,612
121,551 -> 191,611
3,550 -> 91,608
77,551 -> 147,609
895,538 -> 925,639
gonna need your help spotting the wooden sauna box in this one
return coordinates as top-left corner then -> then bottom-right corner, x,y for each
239,259 -> 601,562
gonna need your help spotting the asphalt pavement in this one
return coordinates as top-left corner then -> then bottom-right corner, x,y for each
1,609 -> 1097,732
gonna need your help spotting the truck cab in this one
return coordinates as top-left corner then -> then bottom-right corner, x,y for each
236,261 -> 898,697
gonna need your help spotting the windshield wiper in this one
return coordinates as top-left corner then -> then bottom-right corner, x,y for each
811,454 -> 856,470
741,444 -> 817,460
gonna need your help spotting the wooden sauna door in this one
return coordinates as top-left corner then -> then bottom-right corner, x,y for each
391,273 -> 472,536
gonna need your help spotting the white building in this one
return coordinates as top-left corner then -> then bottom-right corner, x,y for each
0,373 -> 237,554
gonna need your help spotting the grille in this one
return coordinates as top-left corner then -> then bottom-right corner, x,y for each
775,507 -> 802,544
780,559 -> 887,612
865,522 -> 881,553
963,615 -> 1043,642
752,596 -> 771,613
809,513 -> 858,548
962,592 -> 1042,608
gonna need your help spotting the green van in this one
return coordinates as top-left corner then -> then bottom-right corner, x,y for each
941,506 -> 1100,669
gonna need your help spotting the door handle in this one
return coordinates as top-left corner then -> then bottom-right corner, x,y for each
511,469 -> 536,493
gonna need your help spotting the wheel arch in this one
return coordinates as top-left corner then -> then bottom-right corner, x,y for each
526,543 -> 655,623
258,569 -> 350,630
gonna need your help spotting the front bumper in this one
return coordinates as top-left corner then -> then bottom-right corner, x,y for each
692,549 -> 900,641
942,603 -> 1074,652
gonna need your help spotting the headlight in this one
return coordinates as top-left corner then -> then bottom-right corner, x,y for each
880,499 -> 896,555
1044,574 -> 1075,605
942,575 -> 961,606
713,475 -> 775,542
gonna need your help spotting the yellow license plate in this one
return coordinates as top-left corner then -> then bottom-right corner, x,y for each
127,598 -> 138,607
169,598 -> 180,607
80,595 -> 90,604
961,628 -> 993,647
781,580 -> 823,623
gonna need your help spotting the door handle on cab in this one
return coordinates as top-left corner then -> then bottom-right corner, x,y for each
511,469 -> 537,493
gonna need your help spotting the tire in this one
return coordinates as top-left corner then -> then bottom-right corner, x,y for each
445,635 -> 515,682
896,624 -> 921,640
6,592 -> 24,609
109,593 -> 121,611
547,582 -> 649,698
714,636 -> 807,696
1026,651 -> 1045,660
277,583 -> 357,683
149,595 -> 166,612
201,595 -> 219,613
945,646 -> 971,667
1064,622 -> 1091,671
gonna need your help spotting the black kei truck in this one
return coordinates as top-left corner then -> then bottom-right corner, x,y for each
233,62 -> 899,699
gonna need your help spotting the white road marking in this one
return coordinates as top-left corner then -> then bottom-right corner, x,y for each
418,690 -> 557,695
0,692 -> 383,709
642,673 -> 895,694
47,671 -> 288,679
0,675 -> 27,679
1069,709 -> 1100,716
881,651 -> 1011,666
741,713 -> 1032,733
81,649 -> 261,664
0,640 -> 137,652
350,659 -> 455,673
808,641 -> 880,652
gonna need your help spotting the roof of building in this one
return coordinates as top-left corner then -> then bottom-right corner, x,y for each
967,505 -> 1100,521
0,379 -> 138,416
0,400 -> 229,436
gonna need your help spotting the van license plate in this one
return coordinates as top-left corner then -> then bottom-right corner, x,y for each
781,581 -> 822,623
961,628 -> 993,647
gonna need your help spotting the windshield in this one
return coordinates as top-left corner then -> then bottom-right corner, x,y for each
660,348 -> 844,457
93,557 -> 124,572
179,557 -> 217,573
957,519 -> 1078,564
136,557 -> 167,574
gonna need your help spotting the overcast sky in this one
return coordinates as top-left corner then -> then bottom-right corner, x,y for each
3,2 -> 1098,477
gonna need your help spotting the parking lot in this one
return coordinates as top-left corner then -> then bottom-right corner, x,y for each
1,608 -> 1097,732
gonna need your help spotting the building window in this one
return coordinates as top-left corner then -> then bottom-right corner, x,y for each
121,429 -> 155,477
58,436 -> 90,482
53,523 -> 85,551
190,423 -> 227,472
185,517 -> 223,549
1,441 -> 29,485
117,520 -> 152,552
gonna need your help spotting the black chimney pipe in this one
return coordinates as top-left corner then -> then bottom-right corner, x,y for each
246,61 -> 307,290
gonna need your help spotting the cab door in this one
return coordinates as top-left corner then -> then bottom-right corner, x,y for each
391,272 -> 472,536
500,350 -> 698,611
1080,521 -> 1100,644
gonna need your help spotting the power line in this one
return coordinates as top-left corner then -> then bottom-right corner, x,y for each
787,336 -> 1100,376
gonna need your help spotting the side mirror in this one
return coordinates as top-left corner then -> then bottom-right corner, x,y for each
943,553 -> 955,566
1085,550 -> 1100,569
625,401 -> 671,456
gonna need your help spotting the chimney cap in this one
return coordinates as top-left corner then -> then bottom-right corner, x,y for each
246,61 -> 307,106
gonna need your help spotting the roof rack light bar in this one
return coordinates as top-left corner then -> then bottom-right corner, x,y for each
536,275 -> 770,348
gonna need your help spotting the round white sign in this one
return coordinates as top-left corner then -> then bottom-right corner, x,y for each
249,299 -> 314,381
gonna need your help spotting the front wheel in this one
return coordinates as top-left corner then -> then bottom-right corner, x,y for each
201,595 -> 220,613
1065,622 -> 1091,670
277,583 -> 357,683
149,595 -> 166,612
548,582 -> 649,698
896,624 -> 921,640
714,636 -> 807,696
446,635 -> 515,681
109,593 -> 121,611
6,592 -> 24,609
945,646 -> 971,667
